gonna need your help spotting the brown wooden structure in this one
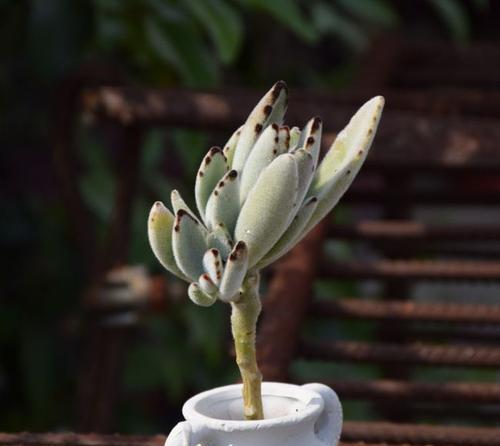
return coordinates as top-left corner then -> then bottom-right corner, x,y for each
43,38 -> 500,444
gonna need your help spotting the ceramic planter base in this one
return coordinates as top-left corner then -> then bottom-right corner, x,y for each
165,382 -> 342,446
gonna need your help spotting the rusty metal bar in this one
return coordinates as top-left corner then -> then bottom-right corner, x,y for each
1,432 -> 493,446
342,420 -> 500,446
81,87 -> 500,172
329,221 -> 500,241
303,379 -> 500,404
0,433 -> 164,446
366,325 -> 500,345
343,186 -> 500,205
300,339 -> 500,368
0,433 -> 381,446
321,259 -> 500,281
309,299 -> 500,324
3,427 -> 500,446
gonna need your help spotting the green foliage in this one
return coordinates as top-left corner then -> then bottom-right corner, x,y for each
427,0 -> 470,42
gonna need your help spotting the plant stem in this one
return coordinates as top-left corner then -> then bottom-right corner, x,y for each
230,271 -> 264,420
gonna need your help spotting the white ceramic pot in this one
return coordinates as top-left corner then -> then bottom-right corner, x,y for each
165,382 -> 342,446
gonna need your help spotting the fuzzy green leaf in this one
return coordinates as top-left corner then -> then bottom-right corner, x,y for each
289,126 -> 301,152
206,224 -> 233,259
172,210 -> 208,280
219,241 -> 248,302
194,147 -> 228,221
293,148 -> 315,211
298,116 -> 322,167
198,273 -> 219,296
232,81 -> 288,172
147,202 -> 189,281
277,126 -> 290,154
239,124 -> 280,202
171,189 -> 201,223
223,125 -> 243,168
203,248 -> 223,285
305,96 -> 384,233
256,196 -> 318,269
188,282 -> 217,307
205,169 -> 240,234
234,153 -> 298,267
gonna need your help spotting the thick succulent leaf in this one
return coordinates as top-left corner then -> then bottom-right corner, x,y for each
219,241 -> 249,302
292,148 -> 315,212
205,169 -> 240,233
232,81 -> 288,172
188,282 -> 217,307
300,116 -> 322,167
206,224 -> 233,259
289,126 -> 301,151
266,83 -> 288,125
305,96 -> 384,234
171,189 -> 201,223
234,154 -> 298,267
172,210 -> 208,280
147,202 -> 189,281
223,125 -> 243,168
239,124 -> 280,202
203,248 -> 223,285
277,126 -> 290,154
194,147 -> 228,221
256,196 -> 318,269
198,273 -> 218,296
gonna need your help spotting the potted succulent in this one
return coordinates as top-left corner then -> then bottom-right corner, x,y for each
148,81 -> 384,446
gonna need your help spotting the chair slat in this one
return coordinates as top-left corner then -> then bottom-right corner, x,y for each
309,299 -> 500,324
321,259 -> 500,281
342,420 -> 500,446
329,221 -> 500,241
300,340 -> 500,368
302,379 -> 500,404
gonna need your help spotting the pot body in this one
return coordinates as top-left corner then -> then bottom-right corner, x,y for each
165,382 -> 342,446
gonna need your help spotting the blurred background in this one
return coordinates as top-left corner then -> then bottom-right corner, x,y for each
1,0 -> 500,434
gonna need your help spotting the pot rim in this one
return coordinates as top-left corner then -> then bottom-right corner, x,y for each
182,381 -> 323,431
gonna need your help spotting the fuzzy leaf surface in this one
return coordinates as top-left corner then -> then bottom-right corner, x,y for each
195,147 -> 228,221
147,202 -> 189,281
305,96 -> 384,233
205,169 -> 240,234
172,210 -> 208,280
234,153 -> 298,267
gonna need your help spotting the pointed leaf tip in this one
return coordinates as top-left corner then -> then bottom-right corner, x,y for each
219,241 -> 248,302
195,147 -> 228,221
305,95 -> 384,234
232,81 -> 289,172
148,201 -> 189,281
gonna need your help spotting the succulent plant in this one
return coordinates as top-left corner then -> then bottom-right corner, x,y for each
148,81 -> 384,420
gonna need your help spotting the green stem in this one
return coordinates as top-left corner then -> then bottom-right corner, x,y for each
230,271 -> 264,420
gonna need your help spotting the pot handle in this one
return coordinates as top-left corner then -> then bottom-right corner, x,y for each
165,421 -> 206,446
302,383 -> 343,446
